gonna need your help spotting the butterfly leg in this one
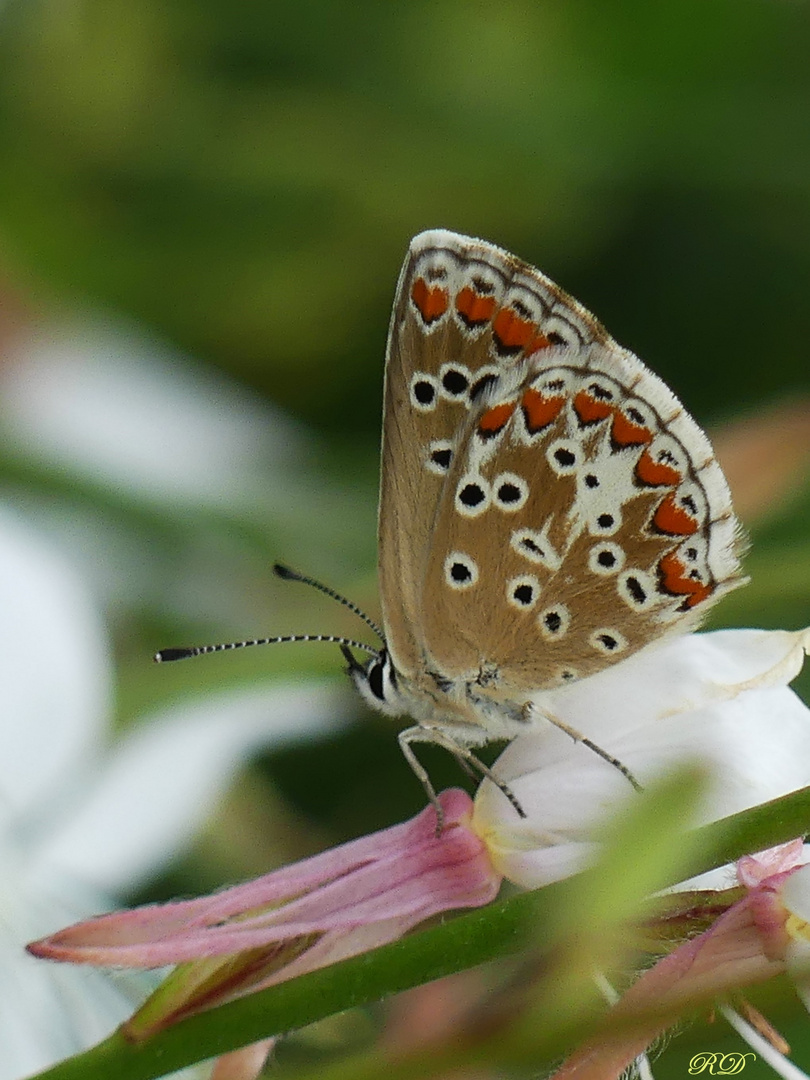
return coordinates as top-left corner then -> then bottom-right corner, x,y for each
397,727 -> 445,830
523,704 -> 643,792
398,725 -> 526,835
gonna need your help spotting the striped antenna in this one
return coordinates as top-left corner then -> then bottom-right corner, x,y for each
155,634 -> 380,664
273,563 -> 385,642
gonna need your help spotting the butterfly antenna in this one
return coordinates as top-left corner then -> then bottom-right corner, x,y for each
155,634 -> 380,664
273,563 -> 385,643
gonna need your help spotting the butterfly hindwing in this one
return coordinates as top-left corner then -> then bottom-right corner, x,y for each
407,241 -> 744,694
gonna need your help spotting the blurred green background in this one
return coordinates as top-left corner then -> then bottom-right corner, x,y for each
0,0 -> 809,1075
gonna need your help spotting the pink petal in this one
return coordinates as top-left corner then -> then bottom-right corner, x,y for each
28,790 -> 500,967
209,1041 -> 274,1080
738,840 -> 806,888
552,898 -> 785,1080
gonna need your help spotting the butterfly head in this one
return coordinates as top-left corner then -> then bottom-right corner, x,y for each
340,643 -> 407,718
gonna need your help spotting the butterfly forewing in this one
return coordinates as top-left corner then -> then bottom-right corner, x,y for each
378,232 -> 531,676
380,231 -> 745,702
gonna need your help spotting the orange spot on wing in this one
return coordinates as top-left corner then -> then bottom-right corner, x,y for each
493,307 -> 537,350
411,278 -> 449,324
573,390 -> 613,425
612,411 -> 653,447
456,286 -> 496,326
525,332 -> 552,355
636,450 -> 682,488
685,584 -> 713,607
652,494 -> 699,536
658,551 -> 713,607
478,400 -> 516,436
521,388 -> 565,433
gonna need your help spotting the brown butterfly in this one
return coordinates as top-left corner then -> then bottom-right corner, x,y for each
159,231 -> 746,822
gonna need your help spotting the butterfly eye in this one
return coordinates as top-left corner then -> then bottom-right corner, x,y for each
367,658 -> 386,700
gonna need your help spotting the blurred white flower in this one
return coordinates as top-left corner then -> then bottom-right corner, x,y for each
0,314 -> 309,510
0,507 -> 349,1077
0,313 -> 373,622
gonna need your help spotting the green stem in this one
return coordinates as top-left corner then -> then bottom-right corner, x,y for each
27,783 -> 810,1080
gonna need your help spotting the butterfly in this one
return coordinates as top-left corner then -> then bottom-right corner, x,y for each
340,230 -> 744,814
159,230 -> 745,822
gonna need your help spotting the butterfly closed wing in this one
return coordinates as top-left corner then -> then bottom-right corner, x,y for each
156,229 -> 746,821
348,230 -> 745,803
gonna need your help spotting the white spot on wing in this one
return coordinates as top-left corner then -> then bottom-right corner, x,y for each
455,473 -> 491,518
617,569 -> 658,610
589,629 -> 628,655
492,472 -> 529,512
538,604 -> 570,639
444,552 -> 479,590
425,439 -> 454,476
409,372 -> 439,413
511,523 -> 562,570
507,574 -> 540,610
588,542 -> 626,576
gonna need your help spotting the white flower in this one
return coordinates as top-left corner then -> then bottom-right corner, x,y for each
0,315 -> 310,511
474,628 -> 810,888
0,314 -> 370,621
0,508 -> 348,1077
780,863 -> 810,1015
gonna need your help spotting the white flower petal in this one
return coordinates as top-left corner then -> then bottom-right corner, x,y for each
0,509 -> 111,822
476,630 -> 810,889
0,948 -> 141,1078
483,839 -> 599,888
29,681 -> 351,893
0,848 -> 152,1080
779,864 -> 810,925
529,628 -> 810,749
0,318 -> 310,510
785,937 -> 810,1016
